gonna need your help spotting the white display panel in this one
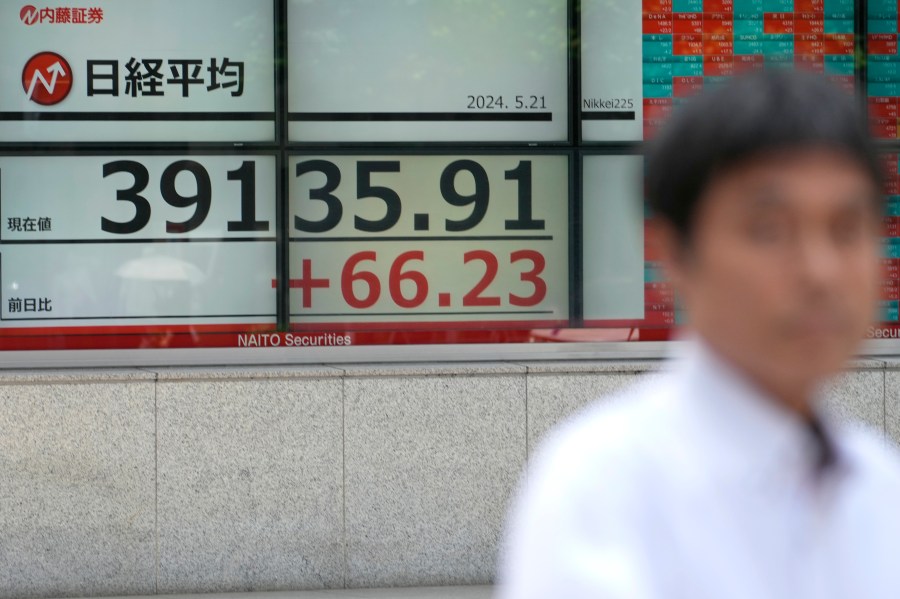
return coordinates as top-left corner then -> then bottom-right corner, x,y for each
0,0 -> 275,142
580,0 -> 643,141
0,155 -> 276,325
581,155 -> 644,321
287,0 -> 569,142
288,155 -> 569,327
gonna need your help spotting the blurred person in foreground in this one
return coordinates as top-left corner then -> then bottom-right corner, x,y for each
497,70 -> 900,598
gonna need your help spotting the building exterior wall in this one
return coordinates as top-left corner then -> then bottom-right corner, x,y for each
0,359 -> 892,598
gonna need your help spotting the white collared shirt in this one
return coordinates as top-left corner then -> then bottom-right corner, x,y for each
497,341 -> 900,599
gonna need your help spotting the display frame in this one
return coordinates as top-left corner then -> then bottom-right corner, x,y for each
578,147 -> 657,337
0,147 -> 284,353
284,0 -> 581,146
283,147 -> 578,337
2,0 -> 900,366
282,0 -> 578,148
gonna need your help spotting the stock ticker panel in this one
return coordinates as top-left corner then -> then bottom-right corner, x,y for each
583,0 -> 856,141
869,1 -> 900,138
880,154 -> 900,335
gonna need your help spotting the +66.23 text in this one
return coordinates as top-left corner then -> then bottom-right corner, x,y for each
286,249 -> 547,310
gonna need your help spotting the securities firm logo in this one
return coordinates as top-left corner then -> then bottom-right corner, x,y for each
22,52 -> 73,105
20,5 -> 104,25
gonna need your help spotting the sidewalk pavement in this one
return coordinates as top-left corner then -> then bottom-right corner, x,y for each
65,586 -> 493,599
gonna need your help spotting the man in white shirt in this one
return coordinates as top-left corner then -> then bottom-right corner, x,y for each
497,71 -> 900,598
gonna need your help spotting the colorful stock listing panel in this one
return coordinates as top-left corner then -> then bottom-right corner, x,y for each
642,0 -> 855,138
869,1 -> 900,138
880,154 -> 900,338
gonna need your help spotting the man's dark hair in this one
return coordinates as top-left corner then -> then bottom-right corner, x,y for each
644,70 -> 883,244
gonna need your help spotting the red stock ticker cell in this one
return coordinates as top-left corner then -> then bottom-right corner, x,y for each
704,56 -> 735,77
870,34 -> 899,56
824,34 -> 854,55
643,0 -> 673,12
645,285 -> 675,306
644,13 -> 673,35
646,302 -> 676,315
644,244 -> 663,264
703,14 -> 733,34
673,76 -> 704,98
703,36 -> 733,56
795,16 -> 825,35
644,228 -> 663,262
884,259 -> 900,278
880,154 -> 900,183
643,100 -> 673,120
871,118 -> 899,139
870,98 -> 899,119
643,309 -> 676,327
795,35 -> 825,56
703,0 -> 733,10
674,12 -> 702,35
794,0 -> 824,10
674,34 -> 703,55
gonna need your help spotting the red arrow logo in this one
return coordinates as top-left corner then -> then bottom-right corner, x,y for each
22,52 -> 73,105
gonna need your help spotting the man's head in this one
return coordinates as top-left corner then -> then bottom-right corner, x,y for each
645,71 -> 883,409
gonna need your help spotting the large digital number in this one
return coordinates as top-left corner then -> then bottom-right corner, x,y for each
462,250 -> 501,307
505,161 -> 545,230
510,250 -> 547,307
101,161 -> 152,234
341,251 -> 380,309
441,160 -> 490,232
227,161 -> 269,232
102,159 -> 268,235
295,160 -> 343,233
356,161 -> 402,232
160,161 -> 212,234
389,250 -> 428,308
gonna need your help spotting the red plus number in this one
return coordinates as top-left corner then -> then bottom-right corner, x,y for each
284,259 -> 330,308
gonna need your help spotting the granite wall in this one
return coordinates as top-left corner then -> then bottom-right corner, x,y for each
0,358 -> 891,598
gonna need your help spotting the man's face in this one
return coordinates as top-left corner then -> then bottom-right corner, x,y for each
665,148 -> 882,400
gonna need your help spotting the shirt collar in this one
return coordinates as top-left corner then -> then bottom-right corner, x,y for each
674,337 -> 850,483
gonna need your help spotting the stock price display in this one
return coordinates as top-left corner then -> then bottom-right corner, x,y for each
0,156 -> 276,327
874,153 -> 900,340
287,155 -> 569,329
869,1 -> 900,138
